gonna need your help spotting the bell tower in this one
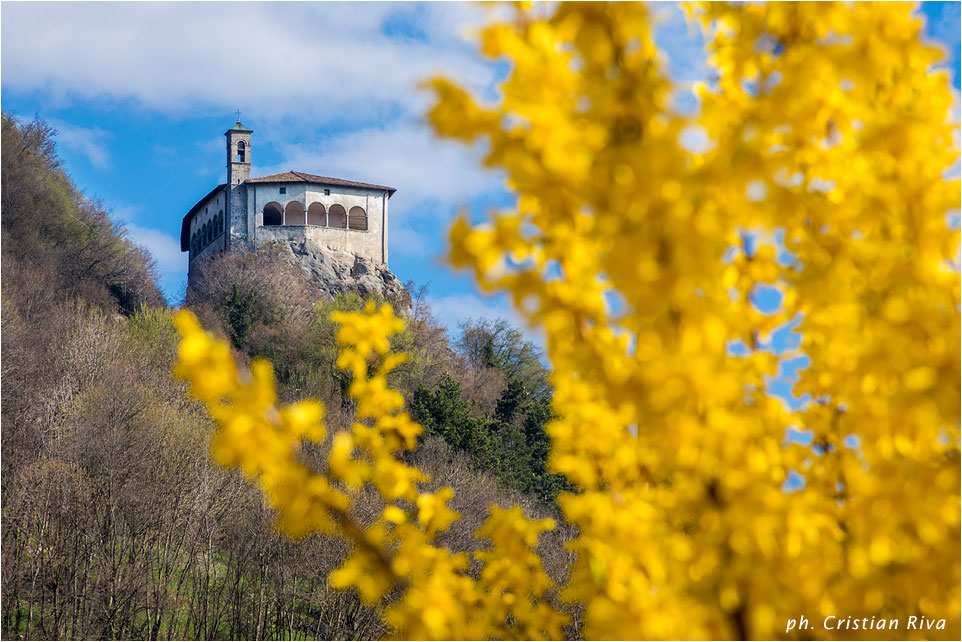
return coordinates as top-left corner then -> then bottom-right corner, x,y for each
225,115 -> 252,186
225,115 -> 253,250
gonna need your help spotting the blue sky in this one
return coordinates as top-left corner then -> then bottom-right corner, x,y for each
2,1 -> 959,336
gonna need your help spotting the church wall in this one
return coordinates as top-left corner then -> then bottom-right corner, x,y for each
250,183 -> 388,264
188,190 -> 227,268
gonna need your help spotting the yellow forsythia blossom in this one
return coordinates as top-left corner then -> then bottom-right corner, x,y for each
425,1 -> 959,640
174,301 -> 567,640
176,2 -> 959,639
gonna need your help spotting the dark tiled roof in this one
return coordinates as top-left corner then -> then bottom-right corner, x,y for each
180,184 -> 226,251
247,170 -> 396,195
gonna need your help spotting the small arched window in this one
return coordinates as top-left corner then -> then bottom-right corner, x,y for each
328,204 -> 347,228
307,202 -> 326,226
236,140 -> 246,163
263,202 -> 283,226
348,206 -> 367,231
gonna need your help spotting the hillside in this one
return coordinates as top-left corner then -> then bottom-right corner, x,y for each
0,114 -> 572,640
2,115 -> 165,315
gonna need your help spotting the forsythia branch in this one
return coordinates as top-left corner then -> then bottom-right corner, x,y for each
176,1 -> 959,639
173,302 -> 567,640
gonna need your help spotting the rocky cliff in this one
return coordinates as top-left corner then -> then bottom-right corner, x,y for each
277,240 -> 412,314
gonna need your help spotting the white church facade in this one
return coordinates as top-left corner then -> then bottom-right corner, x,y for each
180,119 -> 396,275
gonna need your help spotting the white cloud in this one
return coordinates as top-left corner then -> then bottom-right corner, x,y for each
649,2 -> 710,83
124,222 -> 187,283
425,290 -> 545,348
1,2 -> 495,121
429,292 -> 522,335
259,122 -> 502,213
47,118 -> 112,169
110,204 -> 141,223
389,221 -> 433,259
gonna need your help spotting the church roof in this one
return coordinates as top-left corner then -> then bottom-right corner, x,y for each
247,170 -> 396,195
225,120 -> 252,134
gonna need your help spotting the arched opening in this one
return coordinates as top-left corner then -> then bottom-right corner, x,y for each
328,204 -> 347,229
285,201 -> 306,226
348,206 -> 367,231
203,222 -> 209,246
218,211 -> 224,236
236,140 -> 246,163
307,202 -> 326,226
263,202 -> 283,226
191,233 -> 196,257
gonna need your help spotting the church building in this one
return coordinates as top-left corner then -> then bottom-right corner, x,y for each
180,119 -> 396,278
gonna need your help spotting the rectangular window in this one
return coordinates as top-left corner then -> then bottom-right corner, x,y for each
279,187 -> 287,195
324,188 -> 330,196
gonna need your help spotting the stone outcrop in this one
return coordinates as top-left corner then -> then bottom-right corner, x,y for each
276,240 -> 412,314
